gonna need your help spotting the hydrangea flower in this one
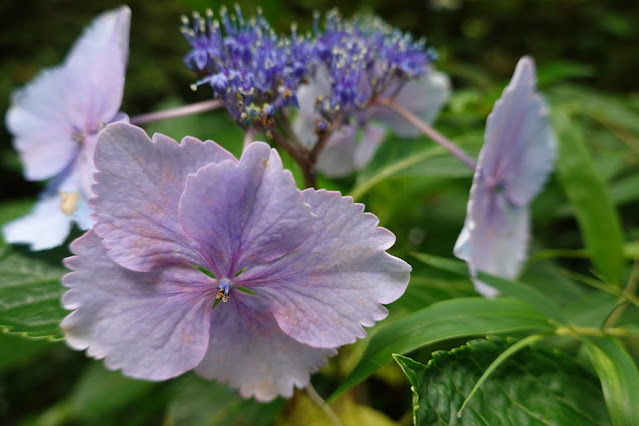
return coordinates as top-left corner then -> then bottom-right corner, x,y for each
61,123 -> 411,401
293,66 -> 450,177
311,11 -> 437,124
181,6 -> 314,128
3,6 -> 131,250
453,56 -> 556,297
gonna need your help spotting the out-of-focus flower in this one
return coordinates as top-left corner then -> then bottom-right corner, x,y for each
453,56 -> 556,297
293,66 -> 450,177
182,6 -> 314,128
61,123 -> 411,401
3,6 -> 131,250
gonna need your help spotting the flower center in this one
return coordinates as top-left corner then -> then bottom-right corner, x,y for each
216,278 -> 232,302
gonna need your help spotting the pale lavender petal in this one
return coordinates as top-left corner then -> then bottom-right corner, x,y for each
292,66 -> 332,150
63,6 -> 131,131
480,56 -> 556,207
92,122 -> 236,272
5,6 -> 131,181
179,142 -> 316,277
2,193 -> 72,250
352,123 -> 386,170
372,70 -> 451,137
453,184 -> 530,298
5,69 -> 79,180
195,296 -> 335,402
315,126 -> 359,177
61,230 -> 214,380
237,189 -> 411,348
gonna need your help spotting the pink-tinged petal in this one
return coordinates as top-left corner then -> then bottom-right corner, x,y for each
453,184 -> 530,298
481,56 -> 556,207
2,193 -> 72,250
372,70 -> 451,137
352,123 -> 387,170
238,189 -> 411,348
195,296 -> 335,402
63,6 -> 131,131
179,143 -> 316,276
61,230 -> 214,380
315,126 -> 359,177
92,123 -> 236,272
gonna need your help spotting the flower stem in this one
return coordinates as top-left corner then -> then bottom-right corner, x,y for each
374,97 -> 477,170
129,99 -> 224,126
305,383 -> 342,426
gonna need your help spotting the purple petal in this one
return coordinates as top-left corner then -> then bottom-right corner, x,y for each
453,184 -> 530,298
61,230 -> 214,380
92,122 -> 236,272
179,142 -> 316,277
237,189 -> 411,348
480,56 -> 556,207
373,70 -> 451,137
2,193 -> 72,250
195,296 -> 335,401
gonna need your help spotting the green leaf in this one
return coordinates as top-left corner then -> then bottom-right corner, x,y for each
537,61 -> 595,87
582,337 -> 639,426
70,362 -> 156,420
553,109 -> 625,286
0,245 -> 68,339
349,133 -> 480,201
394,337 -> 610,425
411,252 -> 566,322
330,298 -> 554,399
165,374 -> 284,426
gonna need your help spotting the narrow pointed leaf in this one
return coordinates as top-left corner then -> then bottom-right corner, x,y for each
553,110 -> 624,286
330,298 -> 553,399
582,337 -> 639,426
412,252 -> 566,321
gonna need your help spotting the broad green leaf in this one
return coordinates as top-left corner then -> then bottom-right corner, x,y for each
582,337 -> 639,426
165,374 -> 284,426
411,252 -> 566,321
0,333 -> 54,374
553,109 -> 625,286
394,337 -> 610,425
0,245 -> 67,339
330,298 -> 554,399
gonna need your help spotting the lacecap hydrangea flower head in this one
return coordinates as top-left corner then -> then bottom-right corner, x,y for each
61,123 -> 411,401
293,11 -> 450,177
3,6 -> 131,250
454,56 -> 556,298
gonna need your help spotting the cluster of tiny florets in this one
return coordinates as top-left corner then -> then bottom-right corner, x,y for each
182,6 -> 436,130
312,10 -> 436,124
182,5 -> 315,128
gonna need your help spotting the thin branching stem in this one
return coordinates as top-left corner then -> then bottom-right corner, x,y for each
374,97 -> 477,170
129,99 -> 224,125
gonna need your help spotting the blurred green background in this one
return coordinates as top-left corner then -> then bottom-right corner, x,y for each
1,0 -> 638,425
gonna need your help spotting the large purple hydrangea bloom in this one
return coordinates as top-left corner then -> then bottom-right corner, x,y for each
61,123 -> 411,401
3,6 -> 130,250
454,56 -> 556,297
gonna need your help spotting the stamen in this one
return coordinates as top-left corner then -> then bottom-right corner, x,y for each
216,278 -> 232,302
59,191 -> 81,215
